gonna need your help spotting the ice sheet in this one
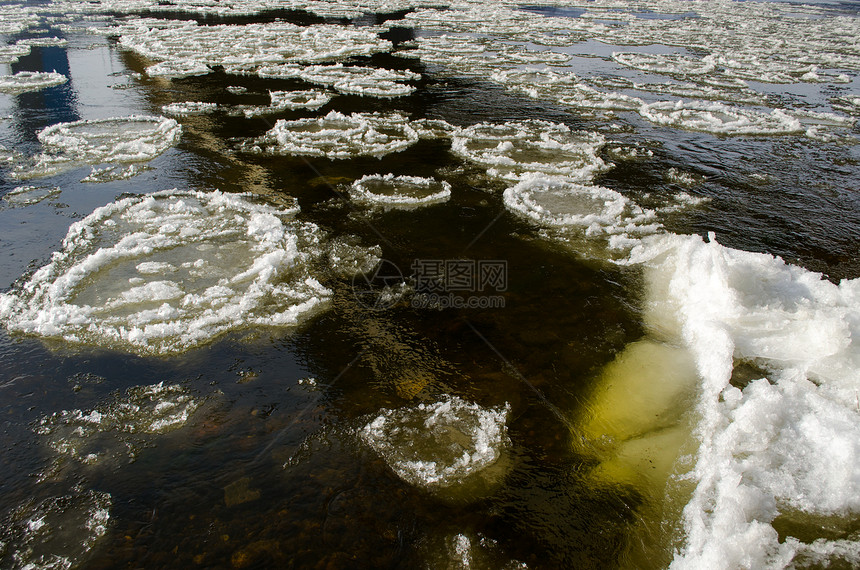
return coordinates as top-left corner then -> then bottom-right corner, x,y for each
624,232 -> 860,569
349,174 -> 451,208
0,189 -> 379,354
0,489 -> 111,570
503,173 -> 658,239
0,71 -> 67,95
245,110 -> 419,159
13,115 -> 181,179
360,396 -> 511,493
451,120 -> 610,182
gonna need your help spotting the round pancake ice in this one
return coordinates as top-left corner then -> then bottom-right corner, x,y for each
639,100 -> 804,136
349,174 -> 451,208
0,189 -> 378,354
247,110 -> 419,159
0,71 -> 67,94
451,120 -> 610,182
360,396 -> 511,497
15,115 -> 182,179
503,173 -> 657,237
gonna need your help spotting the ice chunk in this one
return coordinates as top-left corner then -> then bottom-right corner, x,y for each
283,63 -> 419,97
14,115 -> 181,179
145,59 -> 211,79
245,110 -> 419,159
118,20 -> 392,73
503,173 -> 658,238
36,382 -> 198,464
613,52 -> 716,76
0,489 -> 111,570
161,101 -> 218,117
0,189 -> 378,354
360,396 -> 511,495
639,100 -> 804,136
239,90 -> 332,117
0,44 -> 30,64
2,185 -> 60,207
0,71 -> 67,94
624,233 -> 860,569
451,120 -> 610,182
349,174 -> 451,208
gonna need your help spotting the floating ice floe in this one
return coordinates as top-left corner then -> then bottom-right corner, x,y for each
623,232 -> 860,570
0,71 -> 67,95
246,110 -> 419,159
613,52 -> 717,76
14,115 -> 181,179
274,64 -> 420,98
80,163 -> 151,183
349,174 -> 451,208
118,21 -> 392,75
2,185 -> 61,207
161,101 -> 218,117
239,90 -> 333,117
37,382 -> 198,464
0,44 -> 31,64
831,95 -> 860,116
15,36 -> 68,47
145,58 -> 211,79
0,189 -> 379,354
451,120 -> 610,182
503,173 -> 658,239
0,489 -> 111,570
639,100 -> 804,136
360,396 -> 511,494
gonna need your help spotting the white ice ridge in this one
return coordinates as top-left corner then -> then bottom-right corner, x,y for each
0,189 -> 379,354
360,396 -> 510,489
258,63 -> 419,98
246,110 -> 419,159
13,115 -> 181,179
451,120 -> 610,182
37,382 -> 198,464
161,101 -> 218,117
349,174 -> 451,208
237,90 -> 333,117
624,233 -> 860,569
0,71 -> 67,95
117,20 -> 393,77
503,173 -> 658,238
0,489 -> 111,570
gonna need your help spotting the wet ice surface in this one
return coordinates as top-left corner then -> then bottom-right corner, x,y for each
349,174 -> 451,208
12,116 -> 181,179
0,190 -> 379,354
117,20 -> 393,73
623,234 -> 860,569
360,396 -> 511,495
245,110 -> 419,158
0,71 -> 67,95
503,173 -> 659,240
36,382 -> 199,464
451,120 -> 610,182
0,488 -> 111,570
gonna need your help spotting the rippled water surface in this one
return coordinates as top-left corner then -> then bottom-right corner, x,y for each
0,1 -> 859,569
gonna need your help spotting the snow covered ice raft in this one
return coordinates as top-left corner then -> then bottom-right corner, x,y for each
0,189 -> 380,355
